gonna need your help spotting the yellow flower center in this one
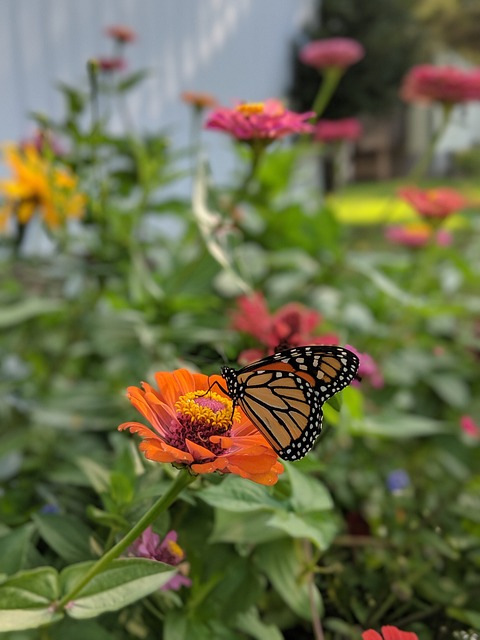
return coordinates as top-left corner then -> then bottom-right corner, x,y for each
175,390 -> 239,431
166,539 -> 184,561
235,102 -> 265,117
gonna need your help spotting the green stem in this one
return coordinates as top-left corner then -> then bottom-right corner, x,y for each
409,103 -> 453,181
56,469 -> 196,611
312,67 -> 343,119
231,140 -> 265,209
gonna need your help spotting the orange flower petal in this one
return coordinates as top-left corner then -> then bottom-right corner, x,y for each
139,438 -> 193,464
184,438 -> 216,461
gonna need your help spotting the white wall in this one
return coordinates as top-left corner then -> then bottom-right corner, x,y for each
0,0 -> 315,181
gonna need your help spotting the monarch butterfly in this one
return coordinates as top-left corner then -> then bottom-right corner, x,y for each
221,345 -> 359,461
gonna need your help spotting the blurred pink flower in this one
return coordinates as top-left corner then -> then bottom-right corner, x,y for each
105,25 -> 137,44
300,38 -> 364,70
204,100 -> 314,143
399,186 -> 467,220
97,57 -> 127,72
460,415 -> 480,438
231,293 -> 339,364
345,344 -> 384,388
314,118 -> 362,143
400,65 -> 480,104
129,527 -> 191,591
385,224 -> 452,248
20,130 -> 64,157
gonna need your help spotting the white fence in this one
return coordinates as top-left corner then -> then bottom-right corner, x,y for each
0,0 -> 315,180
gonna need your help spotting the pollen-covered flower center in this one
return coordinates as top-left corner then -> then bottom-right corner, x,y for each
171,390 -> 240,456
235,102 -> 265,117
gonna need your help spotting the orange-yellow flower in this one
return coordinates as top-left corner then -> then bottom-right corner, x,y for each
118,369 -> 284,486
0,144 -> 86,231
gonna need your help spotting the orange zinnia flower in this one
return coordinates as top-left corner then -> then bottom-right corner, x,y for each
118,369 -> 284,485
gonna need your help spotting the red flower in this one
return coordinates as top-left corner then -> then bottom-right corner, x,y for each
205,100 -> 314,144
400,65 -> 480,104
97,57 -> 127,72
231,293 -> 339,364
300,38 -> 364,70
105,25 -> 136,43
399,186 -> 467,220
362,626 -> 418,640
119,369 -> 284,485
385,223 -> 452,248
314,118 -> 362,143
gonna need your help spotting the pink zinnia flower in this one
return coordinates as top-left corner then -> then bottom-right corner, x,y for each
362,626 -> 418,640
105,25 -> 136,44
401,65 -> 480,104
314,118 -> 362,143
204,100 -> 314,144
129,527 -> 191,591
399,186 -> 467,220
300,38 -> 364,70
345,344 -> 384,389
385,223 -> 452,248
460,415 -> 480,438
97,57 -> 127,72
231,293 -> 339,364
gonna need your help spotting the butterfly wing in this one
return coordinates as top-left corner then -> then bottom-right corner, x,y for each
227,346 -> 359,461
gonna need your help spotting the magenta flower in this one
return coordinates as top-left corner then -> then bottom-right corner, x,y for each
345,344 -> 384,389
129,527 -> 192,591
300,38 -> 364,70
385,224 -> 452,248
204,100 -> 314,144
460,415 -> 480,438
401,65 -> 480,104
314,118 -> 362,143
398,186 -> 467,220
97,57 -> 127,72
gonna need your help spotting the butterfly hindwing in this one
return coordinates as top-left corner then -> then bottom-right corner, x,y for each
221,345 -> 359,461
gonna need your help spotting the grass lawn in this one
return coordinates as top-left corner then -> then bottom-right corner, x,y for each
330,177 -> 480,225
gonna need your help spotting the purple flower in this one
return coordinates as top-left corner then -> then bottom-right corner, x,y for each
387,470 -> 410,493
129,527 -> 192,591
345,344 -> 384,388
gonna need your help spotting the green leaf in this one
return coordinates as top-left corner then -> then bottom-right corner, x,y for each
198,475 -> 281,512
117,69 -> 150,93
0,298 -> 62,329
32,514 -> 97,563
285,464 -> 334,513
428,374 -> 470,408
255,539 -> 322,620
57,82 -> 86,114
210,510 -> 284,545
76,457 -> 111,494
350,414 -> 447,438
164,613 -> 234,640
447,607 -> 480,629
0,525 -> 34,575
267,511 -> 338,551
61,558 -> 177,619
341,385 -> 364,420
235,607 -> 284,640
51,617 -> 118,640
0,567 -> 62,631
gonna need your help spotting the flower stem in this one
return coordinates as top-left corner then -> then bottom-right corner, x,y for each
409,103 -> 453,181
312,67 -> 343,119
56,468 -> 196,611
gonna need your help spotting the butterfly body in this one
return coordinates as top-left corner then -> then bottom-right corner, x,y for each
221,345 -> 359,461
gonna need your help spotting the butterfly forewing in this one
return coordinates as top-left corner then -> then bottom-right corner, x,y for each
222,346 -> 359,461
